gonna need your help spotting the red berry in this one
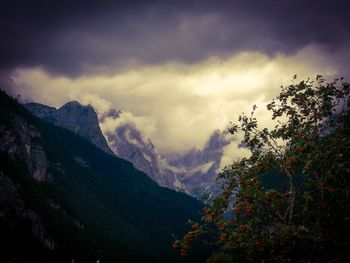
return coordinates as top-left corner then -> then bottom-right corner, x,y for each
204,215 -> 213,221
255,240 -> 263,249
239,226 -> 247,232
246,208 -> 253,216
319,203 -> 326,209
185,233 -> 194,240
296,146 -> 304,153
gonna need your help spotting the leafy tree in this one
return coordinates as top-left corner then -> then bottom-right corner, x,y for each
173,76 -> 350,262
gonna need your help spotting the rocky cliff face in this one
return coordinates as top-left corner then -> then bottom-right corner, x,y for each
26,100 -> 229,198
0,106 -> 55,251
104,118 -> 229,197
0,113 -> 48,182
25,101 -> 113,155
159,130 -> 230,198
106,123 -> 163,185
0,171 -> 56,251
1,91 -> 205,262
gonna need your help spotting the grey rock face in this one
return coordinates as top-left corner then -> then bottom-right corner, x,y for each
0,172 -> 23,211
24,102 -> 57,121
26,101 -> 229,198
160,130 -> 230,198
0,171 -> 57,250
25,101 -> 113,155
167,130 -> 227,168
100,108 -> 121,122
27,143 -> 47,182
106,121 -> 229,198
0,101 -> 91,252
106,123 -> 163,184
0,113 -> 47,182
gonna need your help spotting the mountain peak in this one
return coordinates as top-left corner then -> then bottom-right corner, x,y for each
25,100 -> 114,155
100,108 -> 121,122
1,90 -> 204,262
61,100 -> 81,107
59,101 -> 95,113
57,101 -> 97,125
205,129 -> 227,151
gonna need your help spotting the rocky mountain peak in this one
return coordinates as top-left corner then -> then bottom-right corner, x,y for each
57,101 -> 97,125
206,129 -> 227,151
106,123 -> 162,184
25,101 -> 113,155
100,108 -> 121,122
25,102 -> 57,121
26,101 -> 230,198
60,100 -> 81,107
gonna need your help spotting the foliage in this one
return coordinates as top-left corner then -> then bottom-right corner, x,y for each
174,76 -> 350,262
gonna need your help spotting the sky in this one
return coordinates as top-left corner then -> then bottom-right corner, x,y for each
1,0 -> 350,157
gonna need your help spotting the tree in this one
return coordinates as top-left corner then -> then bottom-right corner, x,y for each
173,76 -> 350,262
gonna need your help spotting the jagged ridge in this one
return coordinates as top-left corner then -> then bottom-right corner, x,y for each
1,90 -> 206,262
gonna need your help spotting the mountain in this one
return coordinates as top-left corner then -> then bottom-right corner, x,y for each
106,123 -> 163,185
161,130 -> 230,198
25,101 -> 114,155
26,101 -> 229,198
0,90 -> 206,262
104,119 -> 229,198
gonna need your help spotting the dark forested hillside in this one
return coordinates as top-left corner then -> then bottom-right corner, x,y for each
0,90 -> 207,262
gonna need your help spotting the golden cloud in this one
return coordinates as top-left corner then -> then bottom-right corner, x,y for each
9,45 -> 339,158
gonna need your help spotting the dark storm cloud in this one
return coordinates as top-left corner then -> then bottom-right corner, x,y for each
1,0 -> 349,76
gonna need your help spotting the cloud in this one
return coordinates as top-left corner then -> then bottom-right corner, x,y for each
4,45 -> 344,155
1,0 -> 349,76
99,111 -> 157,141
218,140 -> 251,172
